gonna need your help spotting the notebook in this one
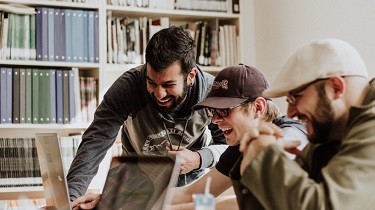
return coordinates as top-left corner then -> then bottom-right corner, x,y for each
35,133 -> 180,210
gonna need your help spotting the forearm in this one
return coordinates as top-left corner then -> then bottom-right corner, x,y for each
170,186 -> 195,205
169,195 -> 238,210
216,195 -> 239,210
197,144 -> 228,169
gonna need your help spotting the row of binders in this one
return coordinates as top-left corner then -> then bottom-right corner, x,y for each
0,67 -> 97,124
0,7 -> 99,63
0,136 -> 81,188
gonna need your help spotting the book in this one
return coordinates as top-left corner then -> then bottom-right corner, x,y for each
42,8 -> 48,61
56,70 -> 64,124
23,14 -> 31,60
38,70 -> 50,123
35,8 -> 43,60
35,7 -> 48,61
0,68 -> 6,123
54,8 -> 62,61
63,70 -> 70,124
12,68 -> 20,123
6,68 -> 12,123
72,68 -> 82,123
69,69 -> 76,123
19,68 -> 26,123
60,9 -> 66,61
94,11 -> 99,63
65,9 -> 72,62
1,13 -> 9,60
71,9 -> 84,62
32,69 -> 39,123
82,10 -> 89,62
106,12 -> 112,63
25,68 -> 32,123
30,14 -> 36,60
50,69 -> 57,123
48,8 -> 54,61
232,0 -> 240,13
88,10 -> 95,63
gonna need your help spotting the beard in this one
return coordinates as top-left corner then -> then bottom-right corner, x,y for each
308,86 -> 334,144
153,81 -> 190,114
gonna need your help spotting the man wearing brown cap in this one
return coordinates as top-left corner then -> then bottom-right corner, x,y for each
237,39 -> 375,209
168,64 -> 307,209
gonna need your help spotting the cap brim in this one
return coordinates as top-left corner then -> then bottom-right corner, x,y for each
192,97 -> 248,110
263,88 -> 290,98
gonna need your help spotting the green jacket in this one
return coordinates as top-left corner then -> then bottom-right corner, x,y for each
231,79 -> 375,210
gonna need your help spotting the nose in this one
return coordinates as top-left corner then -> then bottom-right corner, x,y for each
153,86 -> 167,100
287,104 -> 298,118
211,113 -> 223,124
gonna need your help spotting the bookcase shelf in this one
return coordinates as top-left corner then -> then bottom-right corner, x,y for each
0,186 -> 44,200
0,0 -> 100,9
106,5 -> 240,20
0,60 -> 100,69
0,0 -> 243,203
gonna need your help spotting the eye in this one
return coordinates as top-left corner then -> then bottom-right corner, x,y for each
162,84 -> 175,88
147,80 -> 156,87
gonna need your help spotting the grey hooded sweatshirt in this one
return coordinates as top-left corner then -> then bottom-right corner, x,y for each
67,64 -> 226,200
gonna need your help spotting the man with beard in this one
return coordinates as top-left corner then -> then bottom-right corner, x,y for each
67,26 -> 227,203
235,39 -> 375,210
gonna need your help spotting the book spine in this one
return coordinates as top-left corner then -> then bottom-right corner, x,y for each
88,10 -> 95,63
12,68 -> 20,123
35,8 -> 43,61
94,11 -> 99,63
48,8 -> 54,61
30,14 -> 36,60
54,8 -> 61,61
56,70 -> 63,124
19,68 -> 26,123
0,68 -> 7,123
32,69 -> 39,123
42,8 -> 48,61
63,70 -> 70,124
69,69 -> 76,123
65,9 -> 72,62
50,69 -> 57,123
82,10 -> 89,62
25,68 -> 32,123
60,9 -> 66,61
6,68 -> 12,123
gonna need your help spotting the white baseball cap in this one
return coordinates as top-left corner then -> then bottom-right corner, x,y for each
263,39 -> 368,98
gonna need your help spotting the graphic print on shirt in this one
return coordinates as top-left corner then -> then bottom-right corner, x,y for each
142,128 -> 191,155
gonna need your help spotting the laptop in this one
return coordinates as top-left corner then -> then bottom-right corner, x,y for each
35,133 -> 181,210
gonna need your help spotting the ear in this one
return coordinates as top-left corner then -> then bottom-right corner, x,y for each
251,97 -> 267,118
327,76 -> 345,99
187,68 -> 198,86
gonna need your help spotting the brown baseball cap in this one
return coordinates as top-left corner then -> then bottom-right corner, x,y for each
193,64 -> 269,110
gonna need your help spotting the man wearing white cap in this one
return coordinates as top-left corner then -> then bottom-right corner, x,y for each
236,39 -> 375,210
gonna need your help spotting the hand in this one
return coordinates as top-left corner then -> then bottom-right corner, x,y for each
166,143 -> 200,174
240,134 -> 302,175
71,193 -> 101,210
239,121 -> 283,153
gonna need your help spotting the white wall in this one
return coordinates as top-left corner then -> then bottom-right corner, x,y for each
240,0 -> 375,114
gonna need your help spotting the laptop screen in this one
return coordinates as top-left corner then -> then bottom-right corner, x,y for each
35,133 -> 71,210
97,156 -> 180,210
35,133 -> 180,210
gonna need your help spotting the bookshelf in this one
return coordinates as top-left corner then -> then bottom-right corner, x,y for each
0,0 -> 243,204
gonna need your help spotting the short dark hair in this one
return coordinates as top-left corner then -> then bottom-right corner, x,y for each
145,26 -> 196,76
